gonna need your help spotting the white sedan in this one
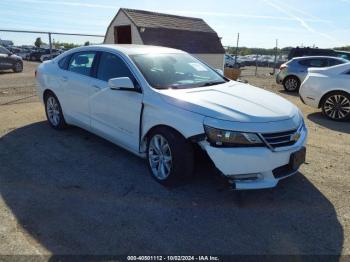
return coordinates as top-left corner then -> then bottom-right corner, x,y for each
300,63 -> 350,121
35,45 -> 307,190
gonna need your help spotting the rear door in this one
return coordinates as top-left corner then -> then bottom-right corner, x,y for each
60,51 -> 97,129
89,51 -> 143,152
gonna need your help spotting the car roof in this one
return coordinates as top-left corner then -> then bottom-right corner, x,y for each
292,56 -> 345,60
68,44 -> 186,55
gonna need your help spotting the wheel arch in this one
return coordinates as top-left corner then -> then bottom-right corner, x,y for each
43,89 -> 56,101
318,90 -> 350,108
141,124 -> 189,152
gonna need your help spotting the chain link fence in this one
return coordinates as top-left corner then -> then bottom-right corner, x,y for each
0,30 -> 104,106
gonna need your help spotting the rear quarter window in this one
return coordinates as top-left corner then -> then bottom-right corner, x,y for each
299,59 -> 327,67
58,55 -> 71,70
328,59 -> 344,66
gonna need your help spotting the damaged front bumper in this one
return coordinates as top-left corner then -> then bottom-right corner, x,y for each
198,125 -> 307,190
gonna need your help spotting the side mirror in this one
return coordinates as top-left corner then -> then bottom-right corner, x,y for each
215,69 -> 224,75
108,77 -> 135,91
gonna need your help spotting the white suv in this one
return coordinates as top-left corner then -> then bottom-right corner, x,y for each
35,45 -> 307,190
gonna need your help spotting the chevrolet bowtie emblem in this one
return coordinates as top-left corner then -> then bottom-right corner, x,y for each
291,132 -> 301,142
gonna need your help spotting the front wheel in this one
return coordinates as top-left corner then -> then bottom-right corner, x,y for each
13,62 -> 23,73
147,128 -> 194,186
44,93 -> 67,129
283,76 -> 300,92
322,92 -> 350,121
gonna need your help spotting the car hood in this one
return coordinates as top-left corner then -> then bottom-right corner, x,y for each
159,81 -> 298,123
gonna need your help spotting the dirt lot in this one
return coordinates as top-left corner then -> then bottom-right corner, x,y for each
0,62 -> 349,256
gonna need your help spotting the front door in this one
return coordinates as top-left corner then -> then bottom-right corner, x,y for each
89,51 -> 143,152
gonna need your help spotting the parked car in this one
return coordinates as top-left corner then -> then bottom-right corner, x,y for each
40,50 -> 62,62
36,45 -> 307,190
288,47 -> 350,61
276,56 -> 348,92
300,63 -> 350,121
288,47 -> 336,60
29,48 -> 60,62
17,48 -> 32,60
225,54 -> 241,68
0,46 -> 23,72
335,50 -> 350,61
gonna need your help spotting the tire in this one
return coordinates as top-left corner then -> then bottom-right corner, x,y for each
12,62 -> 23,73
44,92 -> 67,129
321,91 -> 350,122
146,127 -> 194,186
283,76 -> 300,92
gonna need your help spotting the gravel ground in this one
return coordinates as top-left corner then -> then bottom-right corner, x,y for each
0,62 -> 349,256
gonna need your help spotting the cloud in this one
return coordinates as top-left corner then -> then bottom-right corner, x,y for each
5,0 -> 331,24
262,0 -> 343,44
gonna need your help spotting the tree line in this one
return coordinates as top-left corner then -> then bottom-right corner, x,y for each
34,37 -> 90,49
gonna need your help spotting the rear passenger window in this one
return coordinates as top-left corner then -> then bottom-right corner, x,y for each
328,59 -> 343,66
298,60 -> 310,66
299,59 -> 329,67
97,52 -> 137,84
68,52 -> 96,77
307,59 -> 327,67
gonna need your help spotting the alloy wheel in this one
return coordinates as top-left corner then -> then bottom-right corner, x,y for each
284,77 -> 299,91
148,134 -> 172,180
323,94 -> 350,120
46,96 -> 61,126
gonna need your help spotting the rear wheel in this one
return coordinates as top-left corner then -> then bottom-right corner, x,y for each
13,62 -> 23,73
321,91 -> 350,121
147,127 -> 194,186
44,93 -> 67,129
283,76 -> 300,92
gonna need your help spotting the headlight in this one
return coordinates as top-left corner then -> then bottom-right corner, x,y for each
204,125 -> 264,147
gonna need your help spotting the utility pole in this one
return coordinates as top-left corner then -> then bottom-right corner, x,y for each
273,39 -> 278,75
48,32 -> 52,59
234,33 -> 239,66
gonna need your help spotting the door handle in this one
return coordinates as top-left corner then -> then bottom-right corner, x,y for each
61,76 -> 68,82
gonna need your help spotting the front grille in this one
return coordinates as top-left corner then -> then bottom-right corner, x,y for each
261,128 -> 298,149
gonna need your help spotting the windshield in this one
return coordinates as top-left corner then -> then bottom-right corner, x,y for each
131,53 -> 227,89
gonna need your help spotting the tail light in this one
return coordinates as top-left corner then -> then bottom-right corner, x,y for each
279,64 -> 288,70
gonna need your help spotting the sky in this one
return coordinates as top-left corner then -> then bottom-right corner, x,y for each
0,0 -> 349,48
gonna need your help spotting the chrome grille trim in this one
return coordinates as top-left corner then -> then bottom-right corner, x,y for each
259,123 -> 303,150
